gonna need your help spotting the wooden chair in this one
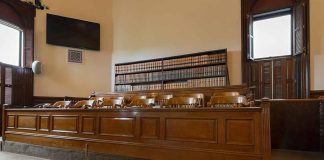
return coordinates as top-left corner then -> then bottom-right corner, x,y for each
52,101 -> 71,108
146,93 -> 158,98
98,99 -> 123,109
155,94 -> 173,107
100,96 -> 125,106
174,93 -> 204,107
208,96 -> 248,108
131,95 -> 147,100
73,100 -> 95,109
213,92 -> 240,97
89,97 -> 104,106
129,98 -> 155,108
167,97 -> 197,108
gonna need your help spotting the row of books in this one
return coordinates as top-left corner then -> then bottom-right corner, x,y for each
116,61 -> 163,74
115,53 -> 226,74
115,84 -> 162,92
115,65 -> 227,84
164,53 -> 226,69
133,84 -> 162,91
163,65 -> 226,81
164,77 -> 227,89
115,77 -> 227,92
188,77 -> 227,88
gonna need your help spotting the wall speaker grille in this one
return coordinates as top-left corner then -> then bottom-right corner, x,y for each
68,49 -> 82,63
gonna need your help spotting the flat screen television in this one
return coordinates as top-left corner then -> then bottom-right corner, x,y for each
46,14 -> 100,51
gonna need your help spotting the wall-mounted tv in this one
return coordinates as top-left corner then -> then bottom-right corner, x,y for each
46,14 -> 100,51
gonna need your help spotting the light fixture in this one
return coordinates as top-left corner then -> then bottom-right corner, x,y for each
32,60 -> 42,74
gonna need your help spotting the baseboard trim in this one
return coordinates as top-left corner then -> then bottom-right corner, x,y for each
2,141 -> 144,160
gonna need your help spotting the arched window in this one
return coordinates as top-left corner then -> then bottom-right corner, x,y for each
242,0 -> 309,99
0,20 -> 23,66
0,0 -> 35,106
0,0 -> 35,67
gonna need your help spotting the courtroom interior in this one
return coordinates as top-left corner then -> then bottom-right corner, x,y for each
0,0 -> 324,160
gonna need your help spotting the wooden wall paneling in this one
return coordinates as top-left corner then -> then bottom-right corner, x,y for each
81,116 -> 96,135
39,115 -> 50,132
261,99 -> 271,159
248,62 -> 261,99
226,119 -> 254,145
241,0 -> 310,99
270,99 -> 323,151
260,61 -> 272,99
165,118 -> 217,142
273,59 -> 285,99
52,115 -> 79,134
320,101 -> 324,152
16,114 -> 37,130
286,58 -> 296,99
12,68 -> 34,106
99,117 -> 135,138
140,118 -> 160,139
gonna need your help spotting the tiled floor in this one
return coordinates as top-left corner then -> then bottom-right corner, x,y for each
272,150 -> 324,160
0,150 -> 323,160
0,152 -> 48,160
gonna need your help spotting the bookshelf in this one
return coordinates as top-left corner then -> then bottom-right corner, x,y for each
114,49 -> 230,92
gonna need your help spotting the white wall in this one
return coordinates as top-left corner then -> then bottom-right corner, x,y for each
112,0 -> 242,87
32,0 -> 324,98
34,0 -> 113,97
310,0 -> 324,90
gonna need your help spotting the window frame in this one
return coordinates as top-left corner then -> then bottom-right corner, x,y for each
250,8 -> 293,61
0,20 -> 24,67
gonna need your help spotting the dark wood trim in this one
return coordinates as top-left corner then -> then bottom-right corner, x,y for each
310,90 -> 324,99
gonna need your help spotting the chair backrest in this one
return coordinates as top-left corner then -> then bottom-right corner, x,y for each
146,93 -> 158,98
131,95 -> 147,100
53,101 -> 71,108
73,100 -> 95,108
167,97 -> 197,108
130,98 -> 155,108
90,97 -> 104,106
155,94 -> 173,106
99,99 -> 123,109
208,96 -> 248,108
174,93 -> 204,107
213,92 -> 240,97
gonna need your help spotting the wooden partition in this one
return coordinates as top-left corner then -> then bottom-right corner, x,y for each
270,99 -> 324,152
2,100 -> 271,160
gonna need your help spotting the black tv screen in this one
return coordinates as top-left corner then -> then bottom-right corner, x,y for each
46,14 -> 100,51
